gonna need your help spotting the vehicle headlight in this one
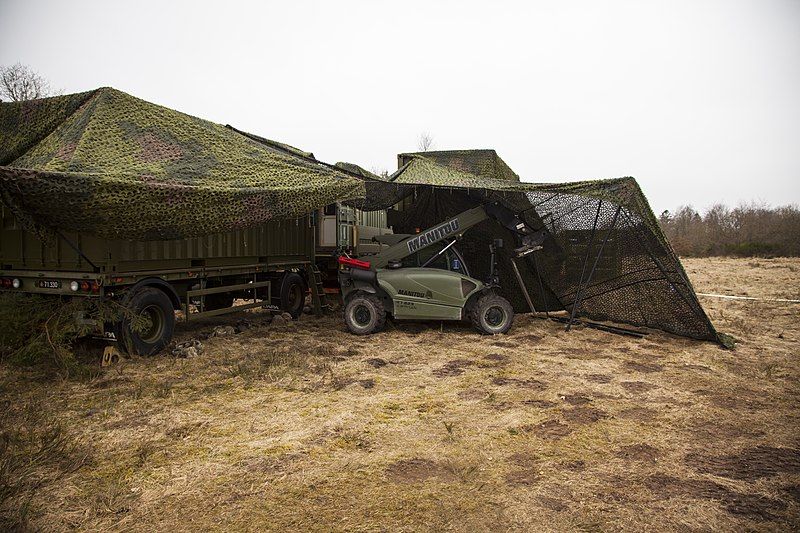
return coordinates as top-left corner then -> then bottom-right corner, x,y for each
11,278 -> 20,289
70,281 -> 80,292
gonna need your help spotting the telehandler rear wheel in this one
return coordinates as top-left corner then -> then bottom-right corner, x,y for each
344,292 -> 386,335
469,293 -> 514,335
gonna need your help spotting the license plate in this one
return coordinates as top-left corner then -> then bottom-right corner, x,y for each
38,280 -> 61,289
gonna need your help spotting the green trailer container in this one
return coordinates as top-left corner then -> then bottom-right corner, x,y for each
0,206 -> 322,355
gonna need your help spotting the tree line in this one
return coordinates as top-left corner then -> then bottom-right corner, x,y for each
658,203 -> 800,257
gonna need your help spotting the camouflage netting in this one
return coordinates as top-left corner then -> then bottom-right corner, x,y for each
333,162 -> 390,182
0,88 -> 364,240
398,149 -> 521,182
346,155 -> 721,344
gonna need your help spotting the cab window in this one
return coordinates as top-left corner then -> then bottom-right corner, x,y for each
417,245 -> 449,270
400,241 -> 469,276
447,249 -> 469,275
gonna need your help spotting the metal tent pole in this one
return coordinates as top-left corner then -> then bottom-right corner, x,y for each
566,200 -> 602,331
531,251 -> 550,318
510,257 -> 536,313
566,204 -> 623,331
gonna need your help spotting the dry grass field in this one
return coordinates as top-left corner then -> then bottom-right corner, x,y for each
1,257 -> 798,531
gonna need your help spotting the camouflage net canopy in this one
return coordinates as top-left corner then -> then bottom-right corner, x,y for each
346,154 -> 721,344
0,88 -> 364,240
398,149 -> 521,182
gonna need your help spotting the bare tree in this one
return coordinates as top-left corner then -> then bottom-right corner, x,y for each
370,167 -> 390,179
658,202 -> 800,257
0,63 -> 56,102
417,132 -> 435,152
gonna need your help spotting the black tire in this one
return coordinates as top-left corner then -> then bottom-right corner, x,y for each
279,272 -> 305,319
114,287 -> 175,356
469,293 -> 514,335
344,292 -> 386,335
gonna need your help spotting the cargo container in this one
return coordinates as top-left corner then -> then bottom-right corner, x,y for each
313,202 -> 393,282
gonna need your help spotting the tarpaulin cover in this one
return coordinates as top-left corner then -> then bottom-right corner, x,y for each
346,155 -> 722,344
0,88 -> 364,240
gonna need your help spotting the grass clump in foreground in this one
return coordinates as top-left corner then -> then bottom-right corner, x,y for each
0,293 -> 133,375
0,400 -> 92,531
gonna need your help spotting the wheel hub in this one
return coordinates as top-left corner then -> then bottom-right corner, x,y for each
138,304 -> 165,343
485,306 -> 505,327
353,304 -> 371,326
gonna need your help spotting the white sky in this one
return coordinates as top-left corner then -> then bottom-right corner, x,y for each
1,0 -> 798,213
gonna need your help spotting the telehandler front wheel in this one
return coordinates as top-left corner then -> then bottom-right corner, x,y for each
344,292 -> 386,335
469,293 -> 514,335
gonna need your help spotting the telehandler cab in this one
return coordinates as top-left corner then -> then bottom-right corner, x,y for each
337,203 -> 548,335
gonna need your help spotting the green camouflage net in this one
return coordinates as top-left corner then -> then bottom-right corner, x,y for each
334,162 -> 390,182
346,155 -> 720,344
398,149 -> 521,182
0,88 -> 364,240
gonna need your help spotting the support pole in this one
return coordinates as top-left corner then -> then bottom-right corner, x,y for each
510,257 -> 536,313
566,200 -> 602,331
531,251 -> 550,318
571,203 -> 623,319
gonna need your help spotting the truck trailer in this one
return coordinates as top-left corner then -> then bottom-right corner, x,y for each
0,206 -> 322,356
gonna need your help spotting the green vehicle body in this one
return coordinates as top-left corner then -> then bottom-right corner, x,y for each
376,267 -> 484,321
338,204 -> 546,334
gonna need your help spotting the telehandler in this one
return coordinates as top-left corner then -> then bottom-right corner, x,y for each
337,202 -> 548,335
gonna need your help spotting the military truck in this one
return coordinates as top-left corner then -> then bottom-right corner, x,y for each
0,206 -> 320,356
0,137 -> 388,357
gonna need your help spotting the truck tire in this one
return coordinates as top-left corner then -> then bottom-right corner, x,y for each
469,293 -> 514,335
280,272 -> 305,319
114,287 -> 175,356
344,292 -> 386,335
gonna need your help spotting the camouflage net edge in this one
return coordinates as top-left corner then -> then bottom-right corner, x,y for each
345,156 -> 721,344
0,88 -> 365,240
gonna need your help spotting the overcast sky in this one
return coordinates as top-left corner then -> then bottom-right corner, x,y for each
1,0 -> 798,213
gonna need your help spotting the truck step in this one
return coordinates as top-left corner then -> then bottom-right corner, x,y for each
309,265 -> 330,315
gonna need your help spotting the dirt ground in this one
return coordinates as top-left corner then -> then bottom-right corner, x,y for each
1,257 -> 798,531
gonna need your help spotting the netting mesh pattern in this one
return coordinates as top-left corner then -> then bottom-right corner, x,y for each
0,88 -> 364,240
349,156 -> 719,343
398,149 -> 521,182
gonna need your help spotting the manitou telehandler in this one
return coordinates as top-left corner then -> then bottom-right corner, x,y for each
337,202 -> 548,335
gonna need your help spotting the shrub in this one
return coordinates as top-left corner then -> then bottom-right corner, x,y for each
0,293 -> 130,372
